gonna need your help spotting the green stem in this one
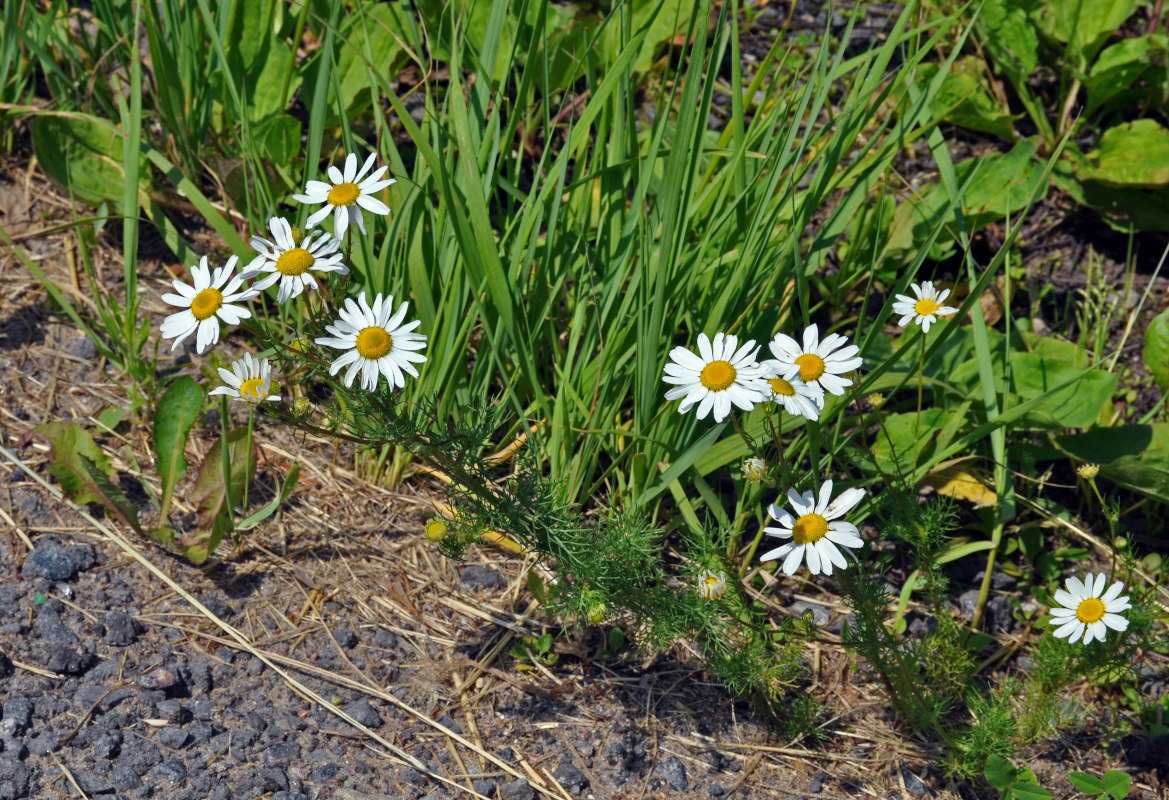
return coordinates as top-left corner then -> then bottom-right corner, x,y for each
730,413 -> 762,460
220,394 -> 233,519
914,329 -> 925,471
242,405 -> 255,516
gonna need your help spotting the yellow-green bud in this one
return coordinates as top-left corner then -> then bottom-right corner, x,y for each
1076,463 -> 1099,480
585,601 -> 607,625
867,393 -> 886,409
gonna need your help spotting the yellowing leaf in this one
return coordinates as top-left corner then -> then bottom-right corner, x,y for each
923,467 -> 997,507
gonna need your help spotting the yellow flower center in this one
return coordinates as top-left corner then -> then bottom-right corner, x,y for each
424,518 -> 448,542
190,288 -> 224,321
794,353 -> 826,382
355,326 -> 393,360
699,360 -> 736,392
239,377 -> 266,403
769,377 -> 796,397
275,247 -> 315,276
914,298 -> 940,316
791,513 -> 829,545
327,182 -> 361,206
705,576 -> 721,587
1076,597 -> 1105,624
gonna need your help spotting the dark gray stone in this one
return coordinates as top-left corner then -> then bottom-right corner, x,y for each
120,739 -> 162,775
25,540 -> 96,580
188,696 -> 215,721
308,762 -> 341,782
810,771 -> 829,792
186,659 -> 212,694
74,770 -> 115,795
0,738 -> 26,759
708,784 -> 726,797
372,629 -> 397,649
102,611 -> 142,645
0,756 -> 31,799
68,336 -> 99,360
552,758 -> 588,791
342,700 -> 381,729
657,755 -> 688,791
500,779 -> 535,800
263,741 -> 300,766
111,762 -> 142,791
152,757 -> 187,784
93,729 -> 122,759
36,603 -> 77,644
399,766 -> 426,785
900,767 -> 929,795
473,779 -> 495,796
47,645 -> 96,675
154,699 -> 187,724
334,627 -> 357,648
459,565 -> 504,590
0,653 -> 11,678
27,731 -> 59,756
435,713 -> 462,734
156,727 -> 190,749
2,699 -> 33,734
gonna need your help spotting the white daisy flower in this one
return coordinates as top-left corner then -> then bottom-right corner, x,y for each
241,216 -> 347,303
741,457 -> 768,483
760,366 -> 823,420
697,569 -> 728,601
160,255 -> 259,354
768,324 -> 862,397
760,480 -> 866,576
1050,573 -> 1131,645
662,332 -> 770,423
315,291 -> 427,392
209,353 -> 280,405
892,281 -> 959,333
293,151 -> 395,238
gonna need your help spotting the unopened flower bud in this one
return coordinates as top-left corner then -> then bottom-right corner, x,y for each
741,457 -> 767,483
292,397 -> 313,419
1076,463 -> 1099,480
867,393 -> 886,409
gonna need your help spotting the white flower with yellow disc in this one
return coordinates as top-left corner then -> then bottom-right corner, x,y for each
892,281 -> 958,333
760,367 -> 822,420
662,332 -> 769,423
242,217 -> 347,303
767,325 -> 862,399
315,292 -> 427,392
760,480 -> 865,576
294,152 -> 395,237
160,255 -> 259,354
1049,573 -> 1131,645
209,353 -> 280,405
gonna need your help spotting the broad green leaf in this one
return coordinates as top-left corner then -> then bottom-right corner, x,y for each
255,114 -> 302,164
222,0 -> 299,120
1055,424 -> 1169,503
1142,309 -> 1169,392
35,421 -> 140,532
330,4 -> 407,113
1034,0 -> 1137,63
30,113 -> 148,205
976,0 -> 1039,81
871,407 -> 957,476
1103,770 -> 1132,800
1055,157 -> 1169,231
1084,36 -> 1169,115
1077,120 -> 1169,188
920,57 -> 1020,140
1069,773 -> 1107,794
1010,781 -> 1053,800
178,510 -> 233,565
985,755 -> 1016,790
1009,338 -> 1116,429
152,376 -> 204,514
886,139 -> 1047,261
190,428 -> 257,528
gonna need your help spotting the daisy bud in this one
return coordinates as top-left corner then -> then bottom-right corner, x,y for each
1076,463 -> 1099,480
867,393 -> 886,409
291,397 -> 313,419
585,599 -> 608,625
741,457 -> 768,483
697,569 -> 728,600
